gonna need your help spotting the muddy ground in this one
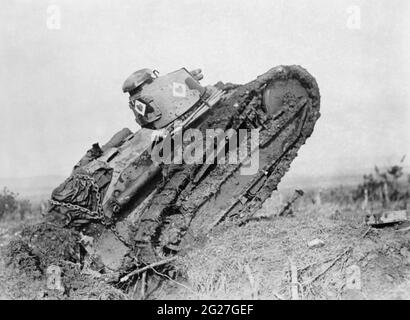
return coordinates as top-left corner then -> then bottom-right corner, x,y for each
1,197 -> 410,300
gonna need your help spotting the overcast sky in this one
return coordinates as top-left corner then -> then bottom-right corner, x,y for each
1,0 -> 409,179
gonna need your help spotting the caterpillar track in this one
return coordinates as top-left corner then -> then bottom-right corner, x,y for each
49,65 -> 320,272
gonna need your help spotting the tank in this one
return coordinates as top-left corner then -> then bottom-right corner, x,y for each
48,65 -> 321,272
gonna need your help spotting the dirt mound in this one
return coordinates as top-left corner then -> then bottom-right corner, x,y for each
1,222 -> 127,299
5,223 -> 80,274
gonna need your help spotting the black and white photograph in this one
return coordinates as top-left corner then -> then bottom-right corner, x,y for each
0,0 -> 409,304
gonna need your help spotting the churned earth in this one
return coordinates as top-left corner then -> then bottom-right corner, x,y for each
1,197 -> 410,300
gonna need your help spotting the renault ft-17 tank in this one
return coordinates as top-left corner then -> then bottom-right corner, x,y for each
48,65 -> 321,273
